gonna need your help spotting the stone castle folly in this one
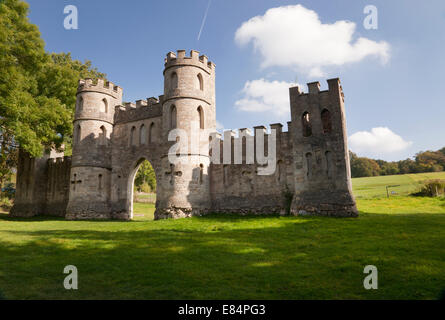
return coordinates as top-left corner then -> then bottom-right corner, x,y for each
11,50 -> 358,220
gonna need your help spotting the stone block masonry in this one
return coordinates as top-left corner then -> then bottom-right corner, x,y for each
11,50 -> 357,220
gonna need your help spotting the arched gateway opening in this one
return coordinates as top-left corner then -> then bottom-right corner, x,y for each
128,158 -> 157,220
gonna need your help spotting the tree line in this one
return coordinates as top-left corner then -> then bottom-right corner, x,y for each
349,147 -> 445,178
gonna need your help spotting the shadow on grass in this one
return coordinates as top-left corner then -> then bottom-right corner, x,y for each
0,212 -> 445,300
0,213 -> 139,223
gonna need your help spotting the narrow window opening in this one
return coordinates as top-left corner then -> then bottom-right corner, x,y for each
130,126 -> 137,146
197,73 -> 204,91
99,125 -> 107,145
98,174 -> 103,191
197,106 -> 204,129
149,122 -> 155,143
78,97 -> 84,112
100,98 -> 108,113
321,109 -> 332,134
302,112 -> 312,137
76,125 -> 81,144
170,105 -> 177,129
277,160 -> 283,182
171,72 -> 178,90
199,164 -> 204,184
306,152 -> 313,179
140,124 -> 147,145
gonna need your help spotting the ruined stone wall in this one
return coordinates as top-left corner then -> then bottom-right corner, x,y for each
210,126 -> 294,215
10,149 -> 68,217
44,156 -> 71,216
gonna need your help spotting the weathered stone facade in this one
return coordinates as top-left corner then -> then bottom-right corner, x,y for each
11,50 -> 358,220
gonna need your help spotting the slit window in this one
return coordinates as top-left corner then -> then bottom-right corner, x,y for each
321,109 -> 332,133
99,125 -> 107,145
171,72 -> 178,90
100,98 -> 108,113
197,106 -> 204,129
130,126 -> 137,146
302,112 -> 312,137
170,105 -> 177,129
149,122 -> 155,143
140,124 -> 147,145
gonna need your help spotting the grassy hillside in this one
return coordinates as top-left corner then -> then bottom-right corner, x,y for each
352,171 -> 445,199
0,174 -> 444,300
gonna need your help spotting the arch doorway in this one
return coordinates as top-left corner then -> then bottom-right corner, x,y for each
128,158 -> 157,220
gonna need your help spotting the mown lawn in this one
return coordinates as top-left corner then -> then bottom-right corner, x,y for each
1,195 -> 445,299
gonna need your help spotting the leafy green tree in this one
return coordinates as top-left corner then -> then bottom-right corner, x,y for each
0,0 -> 106,188
349,152 -> 381,178
415,150 -> 445,172
380,162 -> 400,175
134,160 -> 156,193
36,53 -> 106,155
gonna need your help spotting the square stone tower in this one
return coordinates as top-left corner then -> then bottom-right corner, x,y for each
289,79 -> 357,217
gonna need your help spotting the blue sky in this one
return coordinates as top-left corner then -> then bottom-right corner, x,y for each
26,0 -> 445,161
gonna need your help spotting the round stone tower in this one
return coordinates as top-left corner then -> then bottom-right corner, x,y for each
155,49 -> 216,219
66,79 -> 123,219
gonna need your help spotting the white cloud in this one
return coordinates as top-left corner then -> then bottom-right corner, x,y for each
349,127 -> 412,157
235,4 -> 390,76
215,120 -> 224,130
235,79 -> 300,116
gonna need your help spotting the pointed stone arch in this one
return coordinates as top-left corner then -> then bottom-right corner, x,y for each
126,157 -> 159,220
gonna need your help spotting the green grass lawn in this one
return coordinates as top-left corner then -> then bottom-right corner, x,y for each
0,173 -> 444,300
352,171 -> 445,199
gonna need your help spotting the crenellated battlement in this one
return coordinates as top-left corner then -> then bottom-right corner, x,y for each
114,97 -> 163,124
290,78 -> 344,100
164,50 -> 215,74
217,123 -> 290,141
77,78 -> 123,99
209,123 -> 291,166
48,156 -> 71,165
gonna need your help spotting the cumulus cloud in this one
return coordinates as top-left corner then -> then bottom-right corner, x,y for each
349,127 -> 412,157
235,79 -> 300,116
235,4 -> 390,76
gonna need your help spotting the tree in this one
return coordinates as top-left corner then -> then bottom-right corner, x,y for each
36,52 -> 106,155
350,152 -> 381,178
415,150 -> 445,172
380,162 -> 400,175
0,0 -> 106,188
134,160 -> 156,193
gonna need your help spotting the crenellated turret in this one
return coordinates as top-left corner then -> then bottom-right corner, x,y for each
66,79 -> 123,220
154,49 -> 217,219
